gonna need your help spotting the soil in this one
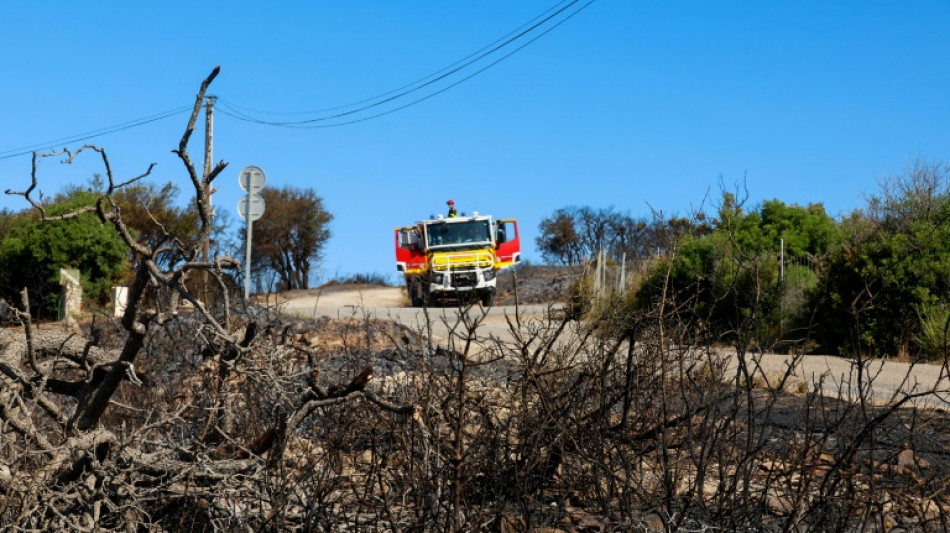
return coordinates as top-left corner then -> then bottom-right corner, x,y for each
254,283 -> 408,309
495,264 -> 584,305
261,264 -> 584,309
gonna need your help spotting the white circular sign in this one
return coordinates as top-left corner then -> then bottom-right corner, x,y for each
239,166 -> 266,193
238,194 -> 265,221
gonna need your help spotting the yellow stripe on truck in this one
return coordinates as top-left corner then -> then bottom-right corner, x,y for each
430,249 -> 494,271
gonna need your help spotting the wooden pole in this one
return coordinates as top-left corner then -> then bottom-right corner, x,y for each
202,96 -> 215,300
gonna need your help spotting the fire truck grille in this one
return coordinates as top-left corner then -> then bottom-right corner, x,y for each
451,272 -> 477,288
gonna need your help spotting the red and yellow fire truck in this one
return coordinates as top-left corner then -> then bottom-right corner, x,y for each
394,209 -> 520,307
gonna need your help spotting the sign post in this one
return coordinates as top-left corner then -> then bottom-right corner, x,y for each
238,166 -> 266,300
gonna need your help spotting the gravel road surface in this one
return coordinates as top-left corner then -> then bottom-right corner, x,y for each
278,286 -> 950,408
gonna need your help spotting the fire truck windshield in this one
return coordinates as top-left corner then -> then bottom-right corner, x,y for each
426,220 -> 491,248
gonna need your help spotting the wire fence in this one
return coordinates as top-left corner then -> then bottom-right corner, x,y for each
584,247 -> 823,318
589,249 -> 654,299
781,255 -> 820,317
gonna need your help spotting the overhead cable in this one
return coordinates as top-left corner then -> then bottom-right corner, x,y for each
0,0 -> 595,157
218,0 -> 578,117
216,0 -> 593,127
0,106 -> 192,161
217,0 -> 595,129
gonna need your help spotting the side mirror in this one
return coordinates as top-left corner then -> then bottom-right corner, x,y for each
496,228 -> 507,244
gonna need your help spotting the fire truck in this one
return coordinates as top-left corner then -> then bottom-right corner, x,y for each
394,211 -> 520,307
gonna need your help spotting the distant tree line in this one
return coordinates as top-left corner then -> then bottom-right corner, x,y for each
0,177 -> 330,317
536,160 -> 950,359
536,205 -> 711,266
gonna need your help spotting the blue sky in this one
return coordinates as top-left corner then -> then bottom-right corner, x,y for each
1,1 -> 948,283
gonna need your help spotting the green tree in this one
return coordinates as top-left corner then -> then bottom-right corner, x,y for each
536,208 -> 583,265
635,193 -> 839,348
0,208 -> 15,236
536,206 -> 664,265
113,182 -> 199,265
243,186 -> 332,291
759,200 -> 838,258
0,190 -> 129,316
811,161 -> 950,358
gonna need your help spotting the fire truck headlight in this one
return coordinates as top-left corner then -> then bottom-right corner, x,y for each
433,274 -> 445,285
483,268 -> 496,281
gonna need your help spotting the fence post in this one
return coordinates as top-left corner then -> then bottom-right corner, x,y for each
620,252 -> 626,295
780,238 -> 785,317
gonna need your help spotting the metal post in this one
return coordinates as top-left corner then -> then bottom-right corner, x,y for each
245,195 -> 253,301
780,238 -> 785,283
238,166 -> 266,301
593,250 -> 602,297
620,252 -> 626,294
600,249 -> 607,297
780,238 -> 785,318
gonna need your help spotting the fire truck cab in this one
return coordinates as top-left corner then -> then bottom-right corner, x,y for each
395,213 -> 520,307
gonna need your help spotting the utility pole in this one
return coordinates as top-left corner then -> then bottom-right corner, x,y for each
202,96 -> 215,300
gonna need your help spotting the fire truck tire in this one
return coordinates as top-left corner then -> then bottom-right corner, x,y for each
408,282 -> 423,307
420,285 -> 432,307
480,288 -> 495,307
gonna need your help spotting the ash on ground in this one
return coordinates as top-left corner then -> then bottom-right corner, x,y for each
495,264 -> 584,305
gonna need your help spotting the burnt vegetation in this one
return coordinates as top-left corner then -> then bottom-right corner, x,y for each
1,70 -> 950,532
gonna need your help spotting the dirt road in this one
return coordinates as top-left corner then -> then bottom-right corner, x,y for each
279,285 -> 555,346
279,285 -> 950,408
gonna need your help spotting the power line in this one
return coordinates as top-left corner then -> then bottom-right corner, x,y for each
0,106 -> 192,161
216,0 -> 593,127
218,0 -> 578,117
0,0 -> 595,157
217,0 -> 596,129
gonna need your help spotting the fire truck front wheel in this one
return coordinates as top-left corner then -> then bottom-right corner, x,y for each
408,281 -> 425,307
479,288 -> 495,307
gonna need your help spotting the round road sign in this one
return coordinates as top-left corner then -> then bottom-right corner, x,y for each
238,194 -> 265,221
239,166 -> 266,193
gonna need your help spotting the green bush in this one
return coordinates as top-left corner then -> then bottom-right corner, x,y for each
914,302 -> 950,361
0,191 -> 128,317
810,162 -> 950,357
631,195 -> 838,350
